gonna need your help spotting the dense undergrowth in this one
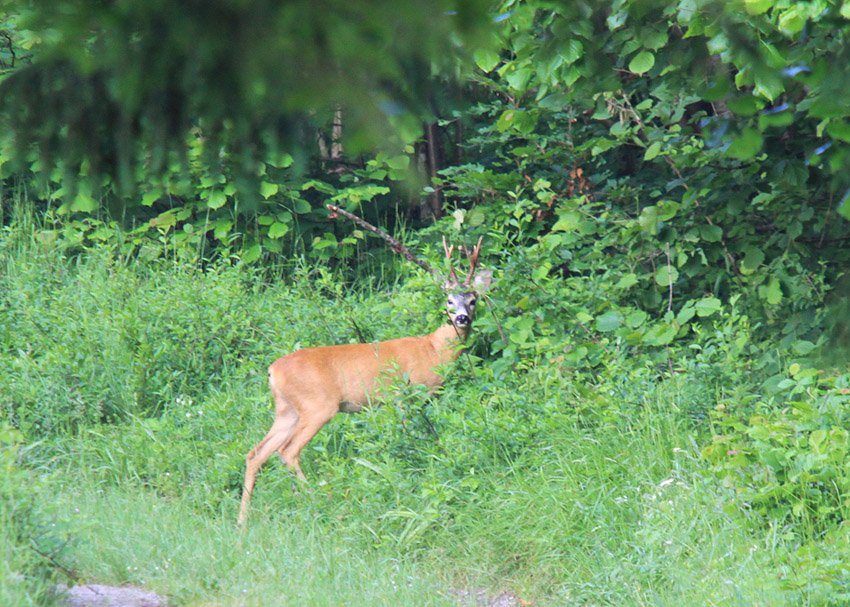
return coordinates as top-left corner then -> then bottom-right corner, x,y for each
2,1 -> 850,605
2,219 -> 849,607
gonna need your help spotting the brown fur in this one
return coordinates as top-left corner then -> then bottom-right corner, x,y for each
237,281 -> 490,526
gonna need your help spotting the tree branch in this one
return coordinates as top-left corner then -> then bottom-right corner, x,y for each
326,205 -> 437,275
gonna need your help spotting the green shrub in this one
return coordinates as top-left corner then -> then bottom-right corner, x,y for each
703,368 -> 850,533
0,425 -> 76,606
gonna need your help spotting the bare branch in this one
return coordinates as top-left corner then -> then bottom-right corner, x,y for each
326,205 -> 437,275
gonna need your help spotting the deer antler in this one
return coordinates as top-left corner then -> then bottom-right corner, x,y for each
463,236 -> 483,287
442,236 -> 460,287
327,205 -> 437,275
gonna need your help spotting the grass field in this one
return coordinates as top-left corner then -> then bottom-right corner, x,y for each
1,235 -> 846,606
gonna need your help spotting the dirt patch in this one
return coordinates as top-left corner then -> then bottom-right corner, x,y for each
57,583 -> 525,607
451,588 -> 526,607
57,584 -> 167,607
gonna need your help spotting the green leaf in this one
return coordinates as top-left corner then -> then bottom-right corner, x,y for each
809,429 -> 827,452
841,195 -> 850,222
141,189 -> 162,206
642,323 -> 677,346
293,199 -> 312,214
642,29 -> 668,51
616,273 -> 638,290
655,266 -> 679,286
658,200 -> 680,221
242,243 -> 262,263
301,180 -> 337,194
268,222 -> 289,239
150,211 -> 176,231
496,109 -> 536,134
386,155 -> 410,170
625,309 -> 648,328
72,187 -> 98,213
629,51 -> 655,75
267,152 -> 293,168
638,206 -> 659,235
505,68 -> 533,91
559,39 -> 583,65
552,210 -> 581,232
207,190 -> 227,209
741,246 -> 765,273
575,311 -> 593,324
759,277 -> 783,304
213,220 -> 232,240
745,0 -> 773,15
700,225 -> 723,242
473,48 -> 500,72
778,6 -> 805,33
694,297 -> 722,317
676,305 -> 696,325
727,127 -> 764,160
596,311 -> 622,332
532,263 -> 551,281
792,340 -> 816,356
466,207 -> 486,226
727,96 -> 763,116
826,120 -> 850,143
313,233 -> 338,250
758,109 -> 793,129
754,71 -> 784,101
260,181 -> 279,199
809,97 -> 850,119
644,141 -> 662,160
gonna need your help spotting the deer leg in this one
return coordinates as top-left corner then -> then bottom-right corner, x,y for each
280,408 -> 338,481
238,409 -> 298,526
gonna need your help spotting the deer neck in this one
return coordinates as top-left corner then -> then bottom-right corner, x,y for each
429,322 -> 469,364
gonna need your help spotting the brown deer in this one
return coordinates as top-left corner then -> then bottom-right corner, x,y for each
237,206 -> 492,525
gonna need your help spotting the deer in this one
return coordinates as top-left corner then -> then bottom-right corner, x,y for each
237,205 -> 492,525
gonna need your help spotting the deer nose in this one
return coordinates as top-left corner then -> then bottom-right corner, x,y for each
454,314 -> 470,326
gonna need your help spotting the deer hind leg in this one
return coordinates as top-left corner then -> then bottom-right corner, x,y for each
279,406 -> 338,481
238,407 -> 299,526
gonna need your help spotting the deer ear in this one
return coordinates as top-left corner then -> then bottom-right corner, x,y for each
442,277 -> 458,291
471,268 -> 493,293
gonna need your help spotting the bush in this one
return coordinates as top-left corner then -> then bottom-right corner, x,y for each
703,368 -> 850,533
0,424 -> 76,606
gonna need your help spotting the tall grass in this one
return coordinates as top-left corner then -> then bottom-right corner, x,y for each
0,224 -> 839,606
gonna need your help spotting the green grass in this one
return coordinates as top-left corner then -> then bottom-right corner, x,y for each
54,487 -> 461,607
45,408 -> 793,607
2,233 -> 847,606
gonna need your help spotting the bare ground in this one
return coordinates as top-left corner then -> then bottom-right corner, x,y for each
58,584 -> 526,607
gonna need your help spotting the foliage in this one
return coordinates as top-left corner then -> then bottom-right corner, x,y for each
430,0 -> 850,377
0,0 -> 492,193
704,368 -> 850,532
2,0 -> 850,604
3,236 -> 849,604
0,424 -> 75,606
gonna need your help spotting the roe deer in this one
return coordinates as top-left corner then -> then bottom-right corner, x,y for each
237,207 -> 492,525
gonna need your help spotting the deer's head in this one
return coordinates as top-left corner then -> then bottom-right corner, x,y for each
442,237 -> 493,331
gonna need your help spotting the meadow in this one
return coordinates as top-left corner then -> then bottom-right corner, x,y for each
3,222 -> 847,607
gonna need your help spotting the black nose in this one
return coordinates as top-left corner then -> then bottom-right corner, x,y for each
455,314 -> 470,326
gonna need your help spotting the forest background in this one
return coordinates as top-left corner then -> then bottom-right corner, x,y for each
2,0 -> 850,605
